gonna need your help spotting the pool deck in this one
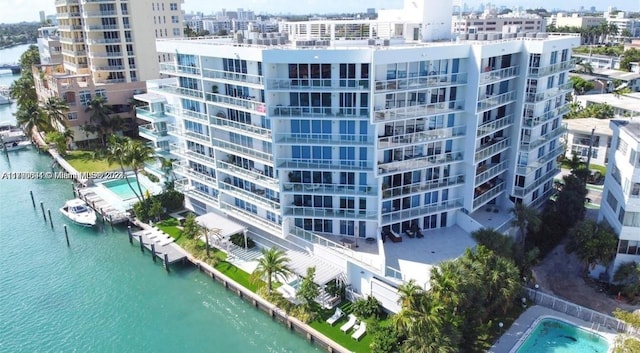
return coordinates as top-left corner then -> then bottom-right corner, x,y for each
489,305 -> 618,353
75,186 -> 130,224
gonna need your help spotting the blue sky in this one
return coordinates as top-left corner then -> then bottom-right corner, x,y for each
0,0 -> 636,24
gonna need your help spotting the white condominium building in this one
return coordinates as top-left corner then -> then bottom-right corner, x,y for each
33,0 -> 183,145
600,121 -> 640,277
136,0 -> 579,296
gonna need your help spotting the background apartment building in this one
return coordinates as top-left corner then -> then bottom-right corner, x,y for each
548,13 -> 603,29
452,10 -> 545,34
134,0 -> 579,296
33,0 -> 183,145
599,121 -> 640,279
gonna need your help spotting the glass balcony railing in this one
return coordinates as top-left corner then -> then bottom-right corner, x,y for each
59,37 -> 85,44
205,93 -> 266,115
270,106 -> 369,119
524,104 -> 570,128
282,183 -> 377,196
379,126 -> 466,149
83,10 -> 118,16
375,73 -> 468,92
520,125 -> 567,151
88,51 -> 124,58
513,168 -> 560,197
159,63 -> 201,76
171,146 -> 217,168
219,182 -> 280,211
212,139 -> 273,165
87,38 -> 121,44
375,101 -> 465,123
86,24 -> 119,31
477,115 -> 514,137
528,59 -> 577,77
475,137 -> 511,161
202,68 -> 264,86
473,181 -> 506,209
278,159 -> 374,171
479,66 -> 519,85
221,202 -> 281,235
283,207 -> 377,220
516,146 -> 564,175
383,175 -> 465,200
268,78 -> 369,90
174,165 -> 217,185
138,124 -> 167,138
61,49 -> 86,56
217,160 -> 279,188
477,91 -> 517,112
475,161 -> 508,186
156,84 -> 204,100
529,187 -> 557,209
378,151 -> 464,176
167,125 -> 211,144
164,104 -> 208,122
525,82 -> 573,103
175,180 -> 219,205
210,115 -> 271,140
381,199 -> 463,225
136,106 -> 166,121
276,133 -> 373,146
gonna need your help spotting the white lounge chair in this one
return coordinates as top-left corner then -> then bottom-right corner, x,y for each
340,314 -> 357,333
326,308 -> 344,326
351,322 -> 366,341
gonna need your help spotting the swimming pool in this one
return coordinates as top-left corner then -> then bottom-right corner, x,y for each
515,318 -> 610,353
101,177 -> 149,201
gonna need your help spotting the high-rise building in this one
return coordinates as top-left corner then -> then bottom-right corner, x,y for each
36,26 -> 62,65
599,120 -> 640,278
39,10 -> 46,23
136,0 -> 579,304
33,0 -> 183,146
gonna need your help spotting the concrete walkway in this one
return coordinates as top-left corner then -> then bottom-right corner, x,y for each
488,305 -> 618,353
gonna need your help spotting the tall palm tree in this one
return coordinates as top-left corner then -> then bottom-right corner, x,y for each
9,73 -> 37,110
85,96 -> 113,146
94,135 -> 141,202
124,139 -> 156,202
575,60 -> 593,74
397,279 -> 422,310
510,203 -> 541,249
15,101 -> 50,135
251,247 -> 292,293
42,96 -> 69,130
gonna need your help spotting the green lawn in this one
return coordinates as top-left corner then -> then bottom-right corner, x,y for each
214,261 -> 261,292
65,150 -> 115,173
156,219 -> 183,241
309,301 -> 380,353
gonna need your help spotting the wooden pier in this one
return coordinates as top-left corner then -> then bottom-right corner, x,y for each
76,187 -> 130,225
130,229 -> 188,270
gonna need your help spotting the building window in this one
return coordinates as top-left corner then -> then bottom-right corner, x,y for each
94,89 -> 106,98
630,149 -> 637,166
606,191 -> 618,212
170,3 -> 178,11
173,28 -> 180,36
171,15 -> 179,24
79,90 -> 91,106
631,183 -> 640,198
617,139 -> 629,155
619,207 -> 626,224
67,112 -> 77,120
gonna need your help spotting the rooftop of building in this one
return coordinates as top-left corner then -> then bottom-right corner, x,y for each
577,93 -> 640,114
612,120 -> 640,141
565,117 -> 617,136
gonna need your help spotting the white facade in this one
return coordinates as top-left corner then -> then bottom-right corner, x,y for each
136,18 -> 579,303
37,26 -> 62,65
453,12 -> 545,34
564,118 -> 612,167
599,121 -> 640,277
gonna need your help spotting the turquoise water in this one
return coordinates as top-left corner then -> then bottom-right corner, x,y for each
102,177 -> 148,200
516,318 -> 610,353
0,148 -> 319,353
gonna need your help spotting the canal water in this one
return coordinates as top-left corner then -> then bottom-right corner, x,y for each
0,45 -> 318,353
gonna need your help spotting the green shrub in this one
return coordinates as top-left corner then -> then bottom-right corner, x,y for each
229,233 -> 255,248
353,296 -> 382,319
157,189 -> 184,212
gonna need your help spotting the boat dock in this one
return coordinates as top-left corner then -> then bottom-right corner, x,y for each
129,227 -> 188,271
75,187 -> 130,225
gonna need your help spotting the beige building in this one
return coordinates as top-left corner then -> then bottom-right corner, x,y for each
452,11 -> 545,34
548,13 -> 603,29
33,0 -> 183,146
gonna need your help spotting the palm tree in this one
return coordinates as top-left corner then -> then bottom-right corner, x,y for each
95,135 -> 141,202
251,247 -> 292,293
15,101 -> 50,135
575,60 -> 594,74
124,139 -> 156,203
9,73 -> 37,109
85,96 -> 113,146
397,279 -> 422,310
42,96 -> 69,130
510,203 -> 541,249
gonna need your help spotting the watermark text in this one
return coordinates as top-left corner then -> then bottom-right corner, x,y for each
0,171 -> 125,180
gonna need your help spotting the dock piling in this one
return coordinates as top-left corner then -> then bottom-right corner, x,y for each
109,214 -> 113,230
151,243 -> 156,262
139,235 -> 144,253
164,253 -> 170,272
29,190 -> 35,208
47,209 -> 53,229
40,201 -> 46,222
127,226 -> 133,244
64,225 -> 70,247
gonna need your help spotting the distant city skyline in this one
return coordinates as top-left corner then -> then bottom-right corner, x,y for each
0,0 -> 637,24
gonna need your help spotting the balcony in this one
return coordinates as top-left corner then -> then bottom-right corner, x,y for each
382,175 -> 465,200
477,91 -> 517,112
374,101 -> 465,123
270,106 -> 369,120
529,187 -> 557,209
477,115 -> 514,137
282,183 -> 377,197
61,49 -> 86,56
167,125 -> 211,144
156,84 -> 204,100
205,93 -> 266,115
56,0 -> 79,4
219,181 -> 280,212
57,12 -> 81,18
475,161 -> 508,186
475,137 -> 511,162
374,73 -> 468,93
138,124 -> 168,140
513,168 -> 560,197
83,10 -> 118,16
381,199 -> 463,225
212,139 -> 273,165
378,151 -> 464,176
165,105 -> 208,123
473,180 -> 506,209
379,125 -> 466,149
203,68 -> 264,86
516,146 -> 564,175
57,25 -> 83,31
524,104 -> 570,128
528,59 -> 577,77
136,107 -> 167,122
91,64 -> 124,71
88,38 -> 121,44
278,159 -> 374,171
479,66 -> 519,85
520,125 -> 567,152
88,51 -> 125,59
525,82 -> 573,103
277,133 -> 374,146
269,78 -> 369,91
174,165 -> 217,185
175,180 -> 219,206
210,115 -> 271,141
221,202 -> 282,235
160,63 -> 201,76
86,24 -> 120,31
283,206 -> 377,220
59,37 -> 84,44
217,160 -> 279,190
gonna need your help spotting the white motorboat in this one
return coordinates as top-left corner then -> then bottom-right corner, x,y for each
3,140 -> 30,151
60,199 -> 97,227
